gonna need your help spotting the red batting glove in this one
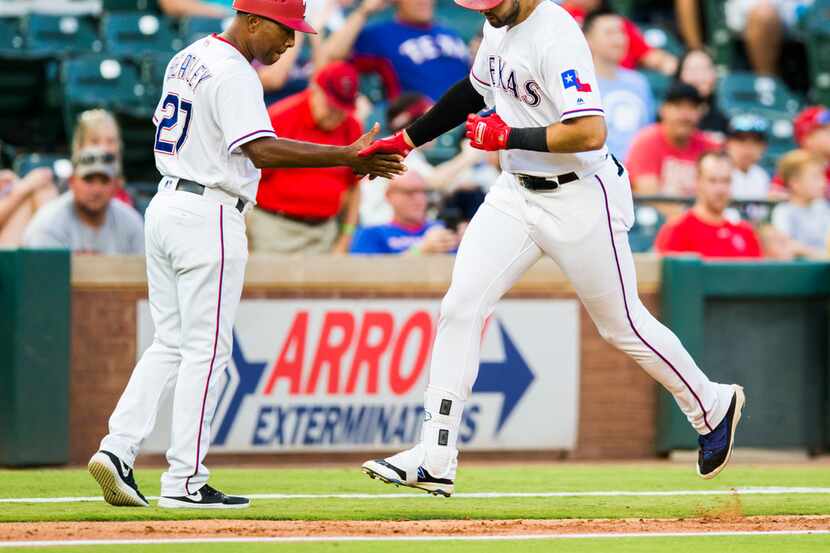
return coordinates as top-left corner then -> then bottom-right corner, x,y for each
358,131 -> 413,157
465,111 -> 511,151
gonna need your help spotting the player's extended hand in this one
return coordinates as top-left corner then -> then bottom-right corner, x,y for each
465,110 -> 511,151
348,123 -> 406,180
357,130 -> 413,158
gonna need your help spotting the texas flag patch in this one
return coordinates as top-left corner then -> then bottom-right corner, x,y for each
561,69 -> 592,93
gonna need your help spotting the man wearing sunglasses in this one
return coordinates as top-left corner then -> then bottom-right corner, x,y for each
87,0 -> 405,510
23,147 -> 144,254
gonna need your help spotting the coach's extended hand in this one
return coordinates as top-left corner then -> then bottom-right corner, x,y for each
348,123 -> 407,179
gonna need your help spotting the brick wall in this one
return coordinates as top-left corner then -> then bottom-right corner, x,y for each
69,287 -> 659,465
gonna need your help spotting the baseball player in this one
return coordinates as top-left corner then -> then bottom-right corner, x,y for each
87,0 -> 404,509
360,0 -> 745,497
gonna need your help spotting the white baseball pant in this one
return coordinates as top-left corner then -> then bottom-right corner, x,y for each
421,156 -> 735,476
100,187 -> 247,496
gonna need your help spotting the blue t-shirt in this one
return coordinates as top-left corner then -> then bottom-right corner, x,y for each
350,221 -> 439,254
597,69 -> 655,160
353,20 -> 469,101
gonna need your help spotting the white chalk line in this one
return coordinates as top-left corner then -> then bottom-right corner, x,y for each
1,529 -> 829,548
2,487 -> 830,504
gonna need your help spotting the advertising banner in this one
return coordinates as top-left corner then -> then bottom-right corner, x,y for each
138,299 -> 580,452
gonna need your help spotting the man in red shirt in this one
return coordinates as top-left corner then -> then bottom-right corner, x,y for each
251,61 -> 363,254
626,82 -> 721,197
655,151 -> 762,259
560,0 -> 677,75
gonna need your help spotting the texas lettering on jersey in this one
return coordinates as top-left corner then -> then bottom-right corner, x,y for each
486,56 -> 542,107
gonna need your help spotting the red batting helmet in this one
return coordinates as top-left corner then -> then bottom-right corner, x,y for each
454,0 -> 503,11
232,0 -> 317,34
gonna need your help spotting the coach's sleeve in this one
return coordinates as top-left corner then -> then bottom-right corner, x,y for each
540,17 -> 604,122
215,70 -> 277,154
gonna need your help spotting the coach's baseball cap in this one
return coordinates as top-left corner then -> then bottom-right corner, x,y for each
314,62 -> 358,113
793,106 -> 830,146
726,113 -> 769,141
74,147 -> 118,179
663,81 -> 704,106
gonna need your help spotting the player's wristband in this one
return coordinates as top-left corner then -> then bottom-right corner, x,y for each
506,127 -> 549,152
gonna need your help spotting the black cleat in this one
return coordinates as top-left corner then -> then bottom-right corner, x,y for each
88,450 -> 149,507
158,484 -> 250,509
698,385 -> 746,479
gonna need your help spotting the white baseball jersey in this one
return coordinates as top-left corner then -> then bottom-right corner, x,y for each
153,34 -> 276,203
470,1 -> 607,176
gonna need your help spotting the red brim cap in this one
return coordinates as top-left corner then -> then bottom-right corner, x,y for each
454,0 -> 501,10
274,17 -> 317,34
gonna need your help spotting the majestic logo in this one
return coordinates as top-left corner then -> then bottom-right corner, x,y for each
561,69 -> 592,93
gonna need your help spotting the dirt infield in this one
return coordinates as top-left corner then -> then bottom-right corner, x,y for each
2,516 -> 829,542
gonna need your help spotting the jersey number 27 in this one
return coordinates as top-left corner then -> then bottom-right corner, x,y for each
154,93 -> 193,155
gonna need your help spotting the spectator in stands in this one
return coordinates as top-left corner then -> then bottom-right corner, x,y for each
251,62 -> 363,254
675,49 -> 729,134
558,0 -> 678,75
351,171 -> 460,254
626,82 -> 721,196
584,7 -> 655,161
321,0 -> 470,101
655,151 -> 762,258
771,149 -> 830,257
159,0 -> 231,18
72,109 -> 133,207
793,106 -> 830,194
724,113 -> 772,200
724,0 -> 812,76
360,92 -> 486,225
0,168 -> 57,247
22,147 -> 144,254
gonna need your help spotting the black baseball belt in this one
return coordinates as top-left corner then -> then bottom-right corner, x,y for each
515,154 -> 625,191
175,179 -> 246,213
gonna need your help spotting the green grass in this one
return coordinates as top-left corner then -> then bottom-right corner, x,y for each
3,535 -> 830,553
0,464 -> 829,523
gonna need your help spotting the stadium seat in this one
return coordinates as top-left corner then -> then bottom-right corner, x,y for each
23,13 -> 101,57
12,152 -> 72,179
0,16 -> 25,55
641,25 -> 684,57
716,72 -> 803,119
125,180 -> 158,216
117,112 -> 159,182
62,55 -> 151,127
424,124 -> 463,164
803,2 -> 830,105
180,16 -> 231,45
703,0 -> 736,70
102,13 -> 180,58
627,204 -> 665,253
102,0 -> 159,12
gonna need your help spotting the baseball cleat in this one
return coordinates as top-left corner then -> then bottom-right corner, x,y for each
697,384 -> 746,479
362,450 -> 454,497
88,450 -> 149,507
158,484 -> 250,509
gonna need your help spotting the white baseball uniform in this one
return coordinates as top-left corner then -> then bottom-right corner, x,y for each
417,2 -> 736,476
100,34 -> 275,496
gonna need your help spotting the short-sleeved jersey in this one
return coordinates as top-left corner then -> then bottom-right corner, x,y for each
470,2 -> 607,176
153,34 -> 276,203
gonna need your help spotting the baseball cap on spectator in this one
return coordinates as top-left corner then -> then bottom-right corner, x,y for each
663,81 -> 705,106
726,113 -> 769,141
793,106 -> 830,146
387,92 -> 434,133
74,147 -> 118,179
313,62 -> 359,113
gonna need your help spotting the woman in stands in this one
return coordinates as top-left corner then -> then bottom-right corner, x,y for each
675,49 -> 730,135
72,109 -> 133,206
